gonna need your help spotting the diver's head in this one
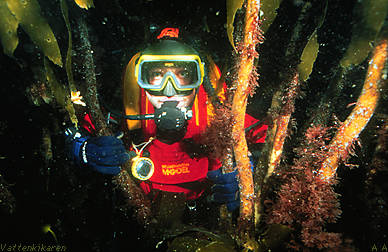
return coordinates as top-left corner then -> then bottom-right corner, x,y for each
135,34 -> 205,109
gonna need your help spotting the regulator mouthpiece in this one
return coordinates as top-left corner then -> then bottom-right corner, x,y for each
154,101 -> 192,132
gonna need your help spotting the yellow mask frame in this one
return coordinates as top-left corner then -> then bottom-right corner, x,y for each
134,55 -> 205,91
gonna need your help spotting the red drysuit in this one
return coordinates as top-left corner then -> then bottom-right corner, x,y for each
82,58 -> 267,200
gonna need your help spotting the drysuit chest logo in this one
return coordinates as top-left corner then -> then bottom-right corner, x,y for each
161,163 -> 190,176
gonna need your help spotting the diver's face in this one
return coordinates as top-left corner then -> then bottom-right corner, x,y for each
145,66 -> 196,109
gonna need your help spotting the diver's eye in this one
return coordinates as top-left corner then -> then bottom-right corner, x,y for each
150,71 -> 163,78
178,69 -> 191,80
148,70 -> 164,85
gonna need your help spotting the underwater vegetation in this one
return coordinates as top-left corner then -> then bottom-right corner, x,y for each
229,0 -> 262,248
1,0 -> 62,66
0,0 -> 388,251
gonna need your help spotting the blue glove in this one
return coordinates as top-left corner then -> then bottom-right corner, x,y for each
65,128 -> 129,175
207,169 -> 239,212
207,155 -> 257,212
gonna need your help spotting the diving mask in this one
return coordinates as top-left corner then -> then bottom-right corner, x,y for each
135,55 -> 205,94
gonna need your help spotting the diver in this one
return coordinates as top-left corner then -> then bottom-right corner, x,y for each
65,27 -> 267,222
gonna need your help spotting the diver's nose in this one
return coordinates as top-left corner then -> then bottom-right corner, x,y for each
163,80 -> 178,97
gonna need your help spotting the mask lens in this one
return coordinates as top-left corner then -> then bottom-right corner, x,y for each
140,61 -> 200,90
142,62 -> 164,86
172,62 -> 198,86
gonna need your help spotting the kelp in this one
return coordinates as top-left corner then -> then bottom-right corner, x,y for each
226,0 -> 244,52
229,0 -> 262,249
5,0 -> 62,66
44,58 -> 78,127
297,30 -> 318,82
260,5 -> 388,249
226,0 -> 282,52
253,71 -> 301,233
0,0 -> 18,57
296,1 -> 327,82
60,0 -> 77,93
260,0 -> 282,33
320,39 -> 388,181
76,17 -> 152,225
340,0 -> 388,67
266,71 -> 300,183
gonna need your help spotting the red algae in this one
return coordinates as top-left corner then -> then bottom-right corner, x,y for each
268,126 -> 342,250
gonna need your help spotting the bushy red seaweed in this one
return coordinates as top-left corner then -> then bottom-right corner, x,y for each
267,126 -> 343,250
200,103 -> 234,161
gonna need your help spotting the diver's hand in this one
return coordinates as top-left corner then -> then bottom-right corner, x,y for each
83,133 -> 130,175
207,155 -> 256,212
65,129 -> 129,175
207,169 -> 239,212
